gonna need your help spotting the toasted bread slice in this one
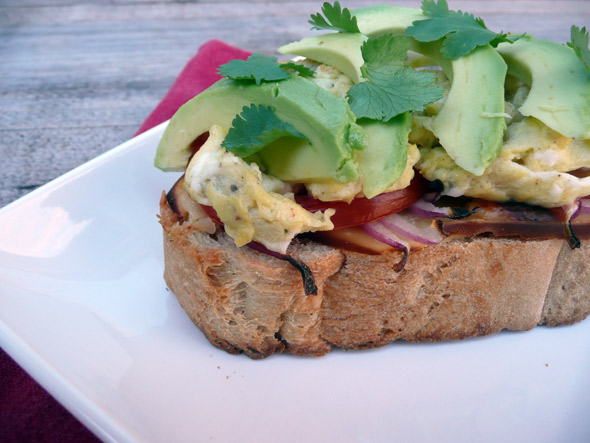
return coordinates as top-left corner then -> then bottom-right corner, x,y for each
159,192 -> 590,359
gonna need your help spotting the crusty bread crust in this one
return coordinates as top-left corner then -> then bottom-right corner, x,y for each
160,193 -> 590,359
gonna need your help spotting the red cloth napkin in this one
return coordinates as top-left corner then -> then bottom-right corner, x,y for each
0,39 -> 251,443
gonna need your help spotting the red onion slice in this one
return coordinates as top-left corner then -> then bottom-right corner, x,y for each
564,200 -> 582,221
580,198 -> 590,215
407,198 -> 479,220
362,222 -> 409,271
562,203 -> 581,249
362,222 -> 409,250
380,213 -> 443,246
247,242 -> 318,295
408,198 -> 451,218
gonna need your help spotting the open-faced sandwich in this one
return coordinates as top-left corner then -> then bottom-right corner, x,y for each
155,1 -> 590,358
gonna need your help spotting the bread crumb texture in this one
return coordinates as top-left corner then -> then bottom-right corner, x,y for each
160,195 -> 590,358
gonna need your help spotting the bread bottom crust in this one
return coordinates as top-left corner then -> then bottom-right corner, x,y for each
159,195 -> 590,359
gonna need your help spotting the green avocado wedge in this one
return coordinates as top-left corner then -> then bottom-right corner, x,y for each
416,41 -> 507,175
278,33 -> 368,84
154,75 -> 366,183
497,36 -> 590,140
278,5 -> 423,86
352,5 -> 507,176
353,4 -> 425,36
357,113 -> 411,199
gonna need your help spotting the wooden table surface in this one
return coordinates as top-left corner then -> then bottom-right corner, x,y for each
1,0 -> 589,209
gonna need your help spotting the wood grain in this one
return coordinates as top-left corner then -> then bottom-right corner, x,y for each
1,0 -> 588,206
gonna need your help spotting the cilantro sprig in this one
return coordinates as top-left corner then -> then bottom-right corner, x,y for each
346,34 -> 444,122
568,25 -> 590,72
218,53 -> 313,84
218,53 -> 290,84
309,1 -> 360,33
406,0 -> 512,59
279,61 -> 314,78
222,104 -> 309,157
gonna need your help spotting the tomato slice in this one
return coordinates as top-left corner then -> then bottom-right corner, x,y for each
201,173 -> 428,229
295,174 -> 428,229
201,203 -> 222,225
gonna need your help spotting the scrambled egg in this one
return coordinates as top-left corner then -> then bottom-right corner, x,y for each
418,117 -> 590,207
304,60 -> 353,99
305,143 -> 421,202
184,125 -> 335,253
306,178 -> 363,203
383,143 -> 421,192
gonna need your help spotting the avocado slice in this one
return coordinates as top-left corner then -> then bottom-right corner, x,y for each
418,42 -> 507,175
497,36 -> 590,140
272,6 -> 421,194
352,4 -> 424,36
155,75 -> 366,183
278,33 -> 367,84
352,5 -> 507,176
278,5 -> 423,85
278,30 -> 413,194
357,114 -> 411,199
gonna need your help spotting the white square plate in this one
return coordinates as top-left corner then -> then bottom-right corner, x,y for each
1,123 -> 590,443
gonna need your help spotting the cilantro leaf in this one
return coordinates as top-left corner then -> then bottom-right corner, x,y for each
348,67 -> 442,121
488,31 -> 514,48
421,0 -> 449,17
218,53 -> 290,84
406,0 -> 506,59
360,31 -> 410,71
279,61 -> 315,78
346,34 -> 443,121
222,104 -> 309,157
569,25 -> 590,72
309,1 -> 360,33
